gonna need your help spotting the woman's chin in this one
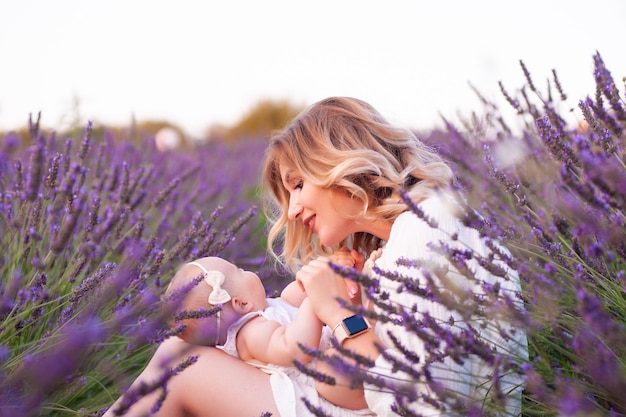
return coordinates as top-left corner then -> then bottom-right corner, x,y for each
318,234 -> 343,248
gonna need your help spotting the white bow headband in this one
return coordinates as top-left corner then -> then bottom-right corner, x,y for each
187,261 -> 232,304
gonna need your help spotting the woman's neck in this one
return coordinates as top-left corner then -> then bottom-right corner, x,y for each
364,217 -> 393,242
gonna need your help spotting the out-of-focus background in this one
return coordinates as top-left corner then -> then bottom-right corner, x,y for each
1,0 -> 625,142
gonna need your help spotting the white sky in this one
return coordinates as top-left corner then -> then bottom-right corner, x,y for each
1,0 -> 625,138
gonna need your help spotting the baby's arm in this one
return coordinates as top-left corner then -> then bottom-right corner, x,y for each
236,297 -> 322,367
240,250 -> 363,366
279,250 -> 363,307
279,280 -> 307,307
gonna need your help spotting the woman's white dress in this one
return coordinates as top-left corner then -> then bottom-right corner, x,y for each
363,194 -> 527,416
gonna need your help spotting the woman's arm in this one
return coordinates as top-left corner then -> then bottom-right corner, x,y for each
296,257 -> 383,360
236,297 -> 323,367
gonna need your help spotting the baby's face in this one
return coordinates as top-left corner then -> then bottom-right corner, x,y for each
209,258 -> 268,311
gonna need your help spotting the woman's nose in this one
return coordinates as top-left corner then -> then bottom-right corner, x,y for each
287,195 -> 302,221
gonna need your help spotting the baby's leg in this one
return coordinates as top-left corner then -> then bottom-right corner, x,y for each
104,337 -> 280,417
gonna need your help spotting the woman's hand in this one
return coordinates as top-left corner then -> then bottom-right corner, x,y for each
296,256 -> 355,327
297,255 -> 384,362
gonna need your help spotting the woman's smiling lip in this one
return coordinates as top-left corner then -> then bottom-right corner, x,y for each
304,215 -> 316,232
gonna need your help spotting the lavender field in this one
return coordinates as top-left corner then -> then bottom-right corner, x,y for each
1,51 -> 625,416
0,124 -> 278,416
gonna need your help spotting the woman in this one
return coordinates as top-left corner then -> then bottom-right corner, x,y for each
263,96 -> 526,416
105,97 -> 526,416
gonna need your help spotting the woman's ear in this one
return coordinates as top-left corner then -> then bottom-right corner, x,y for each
231,296 -> 255,314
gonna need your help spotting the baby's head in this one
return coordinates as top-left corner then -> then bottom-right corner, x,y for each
164,256 -> 268,345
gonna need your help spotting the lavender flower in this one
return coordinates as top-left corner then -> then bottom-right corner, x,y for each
0,125 -> 269,415
420,51 -> 626,416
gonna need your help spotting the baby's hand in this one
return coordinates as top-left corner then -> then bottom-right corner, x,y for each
327,249 -> 365,303
328,250 -> 356,268
328,249 -> 365,271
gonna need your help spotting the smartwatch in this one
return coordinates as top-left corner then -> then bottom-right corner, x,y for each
332,314 -> 371,346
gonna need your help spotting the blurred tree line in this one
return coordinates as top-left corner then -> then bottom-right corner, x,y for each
0,99 -> 304,149
206,99 -> 304,142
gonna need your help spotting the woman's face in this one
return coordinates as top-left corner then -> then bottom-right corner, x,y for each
279,164 -> 365,247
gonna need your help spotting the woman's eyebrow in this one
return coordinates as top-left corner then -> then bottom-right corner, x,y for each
283,169 -> 294,185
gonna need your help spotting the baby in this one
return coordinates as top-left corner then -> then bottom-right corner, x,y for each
163,254 -> 374,416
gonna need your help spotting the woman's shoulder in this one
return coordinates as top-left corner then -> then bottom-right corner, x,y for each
393,193 -> 459,231
382,194 -> 461,255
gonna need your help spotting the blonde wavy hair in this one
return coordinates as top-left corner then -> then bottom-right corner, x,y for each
262,97 -> 453,273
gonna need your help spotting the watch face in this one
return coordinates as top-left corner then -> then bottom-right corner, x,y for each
344,315 -> 369,334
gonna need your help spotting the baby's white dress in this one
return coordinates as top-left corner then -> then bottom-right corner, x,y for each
217,297 -> 376,417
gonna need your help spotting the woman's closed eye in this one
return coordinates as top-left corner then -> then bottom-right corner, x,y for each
294,180 -> 303,190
